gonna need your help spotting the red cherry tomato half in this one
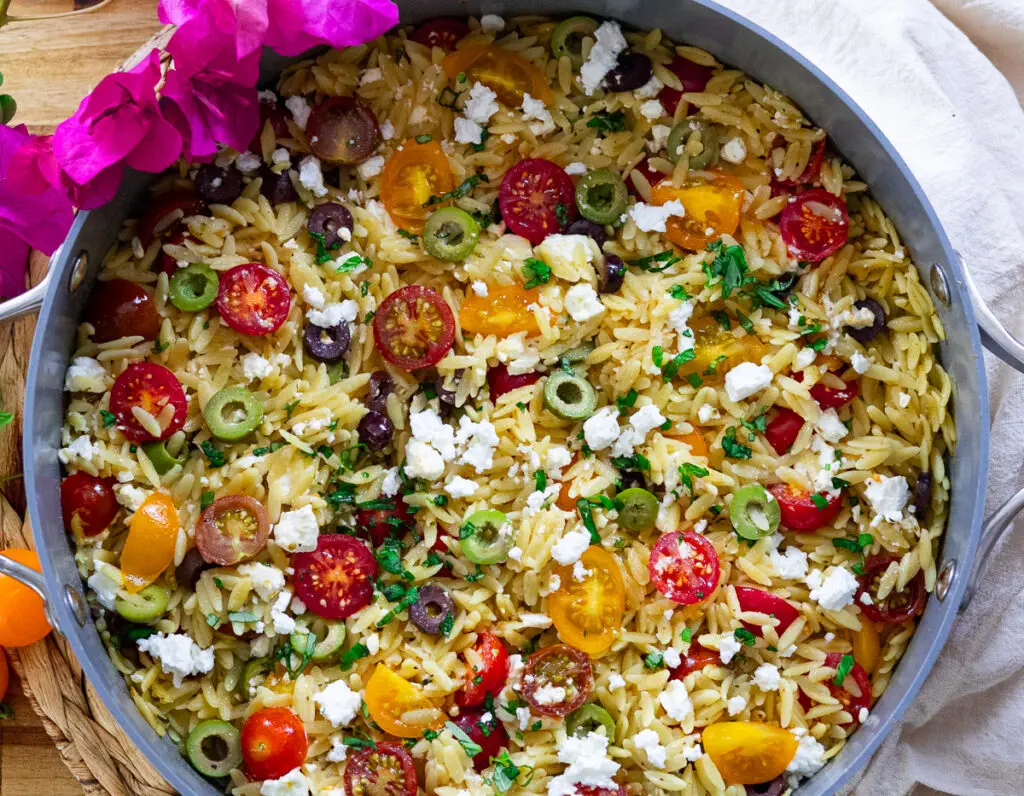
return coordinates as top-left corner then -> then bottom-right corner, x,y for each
658,55 -> 713,116
668,643 -> 721,681
195,495 -> 270,566
773,138 -> 827,189
216,263 -> 291,336
520,644 -> 593,718
452,708 -> 510,771
575,788 -> 628,796
649,531 -> 721,605
779,188 -> 849,262
487,364 -> 543,402
343,741 -> 418,796
60,472 -> 118,538
411,17 -> 469,50
498,158 -> 576,244
241,707 -> 308,781
764,408 -> 804,455
856,554 -> 926,624
735,586 -> 801,639
293,534 -> 378,619
766,483 -> 843,532
824,652 -> 872,727
356,495 -> 415,547
109,363 -> 187,442
810,379 -> 859,410
456,631 -> 510,708
84,278 -> 161,343
373,285 -> 455,371
137,190 -> 206,247
626,156 -> 667,199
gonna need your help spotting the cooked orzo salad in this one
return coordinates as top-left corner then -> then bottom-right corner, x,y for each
58,12 -> 953,796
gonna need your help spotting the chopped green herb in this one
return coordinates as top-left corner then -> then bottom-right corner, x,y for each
423,729 -> 439,741
100,409 -> 116,428
375,537 -> 414,581
747,274 -> 797,310
678,462 -> 710,494
741,413 -> 768,437
681,628 -> 692,643
377,586 -> 419,627
433,495 -> 449,507
200,490 -> 215,511
415,133 -> 433,144
576,498 -> 599,545
661,349 -> 696,381
669,284 -> 690,300
806,336 -> 829,352
534,470 -> 547,492
438,87 -> 463,109
833,653 -> 855,686
703,354 -> 729,376
585,110 -> 627,136
471,128 -> 490,152
342,732 -> 377,751
628,249 -> 681,273
397,228 -> 419,242
643,650 -> 665,670
337,253 -> 372,273
722,427 -> 752,459
339,643 -> 370,671
522,257 -> 552,289
440,611 -> 455,637
446,720 -> 483,758
253,441 -> 286,456
610,453 -> 651,472
284,399 -> 301,417
810,493 -> 830,509
686,373 -> 703,388
490,749 -> 529,793
831,476 -> 851,489
736,311 -> 755,334
734,627 -> 757,646
423,172 -> 489,207
200,441 -> 226,467
703,240 -> 753,298
206,613 -> 219,627
616,389 -> 638,414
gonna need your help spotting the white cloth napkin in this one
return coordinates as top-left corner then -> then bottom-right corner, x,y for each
714,1 -> 1024,793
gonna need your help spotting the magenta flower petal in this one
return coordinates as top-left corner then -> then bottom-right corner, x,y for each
62,165 -> 124,211
0,229 -> 30,299
160,0 -> 269,65
264,0 -> 398,55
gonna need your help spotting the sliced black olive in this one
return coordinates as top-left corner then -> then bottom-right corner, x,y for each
358,410 -> 394,451
599,254 -> 626,293
308,202 -> 354,248
367,370 -> 393,412
604,52 -> 654,92
618,471 -> 647,491
307,97 -> 380,165
565,219 -> 608,248
845,298 -> 887,343
303,321 -> 351,363
409,584 -> 454,635
745,778 -> 786,796
259,165 -> 298,204
435,379 -> 457,419
195,164 -> 243,205
175,548 -> 211,590
915,472 -> 933,519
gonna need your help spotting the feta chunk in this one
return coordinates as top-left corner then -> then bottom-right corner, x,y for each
720,136 -> 748,164
307,300 -> 358,329
659,679 -> 693,721
357,155 -> 385,180
405,439 -> 446,480
297,156 -> 328,197
629,200 -> 685,232
521,93 -> 555,135
87,562 -> 122,610
136,632 -> 215,687
64,357 -> 107,392
864,475 -> 910,525
444,476 -> 479,498
315,679 -> 363,727
726,694 -> 747,715
718,633 -> 742,664
552,528 -> 591,565
753,663 -> 781,691
454,117 -> 484,145
471,280 -> 488,296
564,283 -> 605,322
564,161 -> 588,175
634,729 -> 667,767
850,351 -> 873,374
464,82 -> 500,124
241,353 -> 274,381
725,362 -> 773,402
535,233 -> 598,280
259,767 -> 312,796
639,99 -> 665,121
285,95 -> 312,129
273,505 -> 320,553
815,408 -> 849,443
580,21 -> 627,95
238,562 -> 286,601
786,734 -> 826,776
806,566 -> 859,611
582,406 -> 620,451
769,546 -> 809,580
547,732 -> 620,796
794,348 -> 817,370
608,673 -> 626,691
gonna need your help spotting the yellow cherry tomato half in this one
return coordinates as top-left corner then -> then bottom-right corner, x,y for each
852,617 -> 881,675
364,664 -> 444,738
665,429 -> 709,459
380,139 -> 455,233
651,171 -> 745,251
702,722 -> 799,785
549,546 -> 626,656
0,549 -> 52,647
443,45 -> 553,108
459,283 -> 541,337
673,314 -> 770,384
120,492 -> 179,593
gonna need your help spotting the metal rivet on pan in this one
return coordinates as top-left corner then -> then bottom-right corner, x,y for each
64,585 -> 88,626
68,251 -> 89,293
936,559 -> 956,601
929,263 -> 950,307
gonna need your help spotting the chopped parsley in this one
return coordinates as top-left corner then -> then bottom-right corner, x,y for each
669,284 -> 691,300
555,202 -> 570,227
339,643 -> 370,671
433,495 -> 449,507
834,533 -> 873,553
337,253 -> 372,273
734,627 -> 757,646
686,373 -> 702,388
703,240 -> 753,299
661,349 -> 696,382
643,650 -> 665,670
99,409 -> 116,428
200,490 -> 215,511
810,493 -> 830,509
446,720 -> 483,758
616,389 -> 638,414
831,476 -> 852,489
471,128 -> 491,152
377,586 -> 419,627
375,537 -> 414,581
415,133 -> 433,144
748,273 -> 797,310
703,354 -> 729,376
253,441 -> 286,456
721,427 -> 752,459
199,441 -> 226,467
610,453 -> 651,472
678,462 -> 709,495
534,470 -> 547,492
628,249 -> 682,273
397,228 -> 419,242
423,172 -> 489,207
522,257 -> 552,289
440,611 -> 455,637
576,498 -> 600,544
284,399 -> 301,417
585,110 -> 627,135
833,653 -> 855,686
741,413 -> 768,439
342,732 -> 377,751
308,230 -> 341,264
490,749 -> 532,793
681,628 -> 692,643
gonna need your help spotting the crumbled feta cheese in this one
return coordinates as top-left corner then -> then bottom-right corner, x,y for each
858,707 -> 870,723
359,68 -> 382,86
297,156 -> 328,197
327,737 -> 348,763
508,546 -> 523,561
564,161 -> 588,175
669,300 -> 696,352
238,562 -> 286,601
864,475 -> 910,525
634,729 -> 667,768
659,679 -> 693,721
445,476 -> 479,498
629,200 -> 685,232
285,95 -> 312,130
639,99 -> 665,121
521,93 -> 555,135
580,21 -> 627,95
114,483 -> 150,513
545,446 -> 573,479
464,82 -> 500,124
572,560 -> 592,582
532,683 -> 566,705
271,590 -> 296,634
471,280 -> 488,296
794,347 -> 817,370
552,528 -> 591,565
273,505 -> 320,553
547,732 -> 621,796
649,123 -> 671,153
770,546 -> 809,580
718,634 -> 742,664
307,300 -> 358,329
136,632 -> 215,687
815,408 -> 849,443
241,353 -> 274,381
87,562 -> 121,610
725,362 -> 773,402
236,151 -> 263,173
860,591 -> 874,605
379,119 -> 395,140
479,13 -> 505,31
565,283 -> 605,322
405,439 -> 446,480
535,234 -> 598,279
611,403 -> 666,457
315,680 -> 363,727
455,416 -> 499,473
259,767 -> 312,796
59,435 -> 101,467
302,284 -> 325,309
582,406 -> 620,451
697,403 -> 720,424
850,351 -> 873,374
663,648 -> 681,669
786,734 -> 826,776
454,117 -> 484,145
608,673 -> 626,691
726,695 -> 747,715
523,483 -> 561,516
64,357 -> 107,392
720,136 -> 748,164
635,74 -> 664,99
271,147 -> 290,165
357,155 -> 386,180
898,392 -> 911,408
365,632 -> 380,654
807,566 -> 859,611
753,663 -> 782,691
410,409 -> 457,459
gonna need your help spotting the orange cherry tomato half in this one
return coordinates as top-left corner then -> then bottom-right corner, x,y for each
764,407 -> 805,455
61,472 -> 118,538
852,617 -> 881,675
364,664 -> 444,738
735,586 -> 800,639
109,363 -> 187,443
120,492 -> 179,593
459,283 -> 540,337
84,278 -> 162,343
195,495 -> 270,566
343,742 -> 418,795
411,17 -> 469,51
292,534 -> 377,619
0,549 -> 52,647
443,45 -> 553,107
651,172 -> 745,252
373,285 -> 456,371
216,263 -> 291,336
666,429 -> 709,460
673,314 -> 769,384
702,722 -> 798,785
380,139 -> 455,233
549,546 -> 626,656
824,652 -> 872,727
520,644 -> 593,718
0,648 -> 8,702
669,643 -> 720,681
498,158 -> 575,244
766,483 -> 843,532
779,188 -> 849,262
456,631 -> 510,708
241,707 -> 308,781
649,531 -> 720,605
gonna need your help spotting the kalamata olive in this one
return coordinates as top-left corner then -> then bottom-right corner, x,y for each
618,471 -> 647,491
746,778 -> 786,796
604,51 -> 654,92
915,472 -> 933,519
598,253 -> 626,293
409,584 -> 454,635
564,219 -> 608,248
845,298 -> 887,343
175,548 -> 211,590
307,203 -> 354,248
307,97 -> 380,166
303,321 -> 351,363
259,165 -> 298,204
366,370 -> 393,412
358,410 -> 395,451
435,379 -> 457,419
195,164 -> 243,205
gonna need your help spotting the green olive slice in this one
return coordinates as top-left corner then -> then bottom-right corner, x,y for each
544,371 -> 598,421
575,169 -> 629,225
730,484 -> 781,540
551,16 -> 599,69
203,386 -> 263,442
114,583 -> 169,624
185,719 -> 242,778
423,208 -> 480,261
615,487 -> 659,531
460,508 -> 513,565
666,118 -> 720,170
566,703 -> 617,739
169,263 -> 219,312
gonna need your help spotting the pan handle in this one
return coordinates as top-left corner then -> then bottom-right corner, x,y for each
0,273 -> 51,324
961,486 -> 1024,610
0,552 -> 58,629
961,257 -> 1024,373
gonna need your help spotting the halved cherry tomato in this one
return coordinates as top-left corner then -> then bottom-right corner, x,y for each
649,531 -> 720,605
520,644 -> 592,718
852,617 -> 881,675
0,648 -> 8,702
61,473 -> 117,538
658,55 -> 713,116
356,495 -> 415,547
452,708 -> 510,770
702,722 -> 798,785
666,429 -> 709,460
772,138 -> 827,189
735,586 -> 800,639
373,285 -> 456,370
443,45 -> 553,107
792,370 -> 860,409
109,363 -> 187,443
411,17 -> 469,50
669,643 -> 720,680
626,156 -> 667,199
487,364 -> 543,402
343,742 -> 418,795
380,139 -> 455,233
120,492 -> 179,592
823,652 -> 872,727
675,314 -> 769,384
498,158 -> 575,244
767,483 -> 843,532
550,546 -> 626,656
84,278 -> 161,343
136,190 -> 206,246
856,554 -> 926,624
651,172 -> 744,252
456,631 -> 510,708
195,495 -> 270,566
293,534 -> 377,619
364,664 -> 444,738
764,407 -> 804,455
460,283 -> 540,337
216,263 -> 291,336
241,707 -> 308,781
307,97 -> 380,166
0,549 -> 52,647
779,189 -> 849,262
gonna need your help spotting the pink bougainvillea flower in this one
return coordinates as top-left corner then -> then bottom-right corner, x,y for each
0,229 -> 31,301
159,0 -> 269,68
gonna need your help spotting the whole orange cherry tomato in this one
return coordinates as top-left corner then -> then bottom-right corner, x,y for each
550,546 -> 626,655
459,283 -> 540,337
120,492 -> 179,592
443,45 -> 553,107
380,139 -> 455,233
651,171 -> 745,251
364,664 -> 443,738
0,549 -> 52,647
702,722 -> 799,785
